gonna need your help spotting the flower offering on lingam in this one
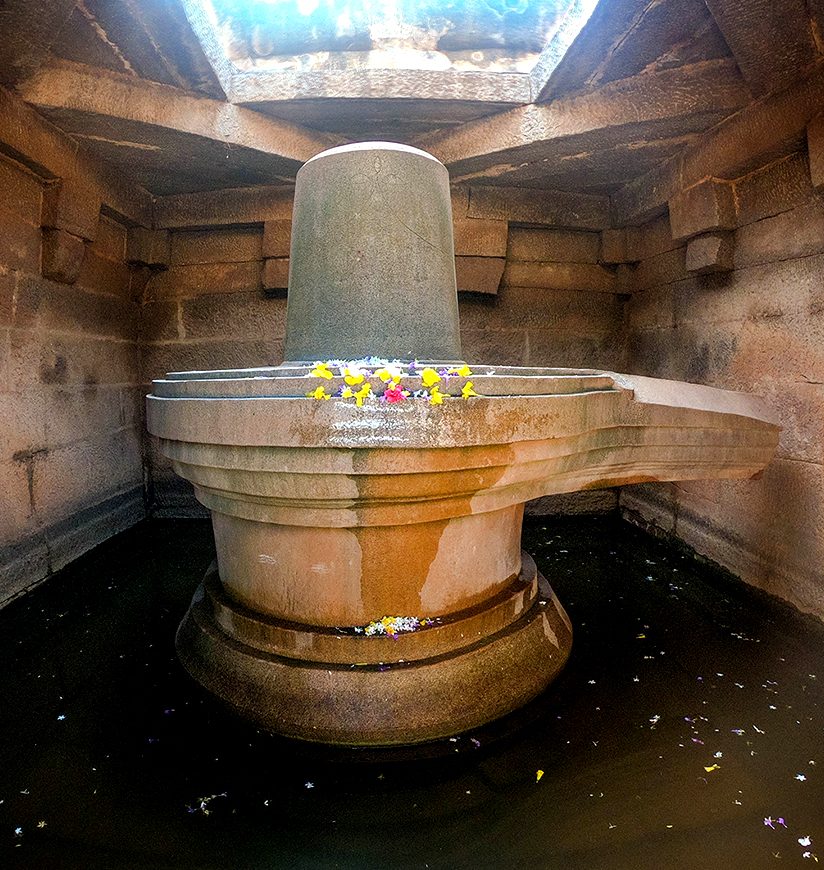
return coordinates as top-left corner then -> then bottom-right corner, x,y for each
306,358 -> 476,406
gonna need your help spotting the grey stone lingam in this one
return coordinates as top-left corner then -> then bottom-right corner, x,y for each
147,142 -> 779,746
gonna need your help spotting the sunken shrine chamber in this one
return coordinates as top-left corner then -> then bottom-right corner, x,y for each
146,142 -> 779,746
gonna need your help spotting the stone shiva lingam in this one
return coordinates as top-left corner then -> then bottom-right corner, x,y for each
147,142 -> 779,746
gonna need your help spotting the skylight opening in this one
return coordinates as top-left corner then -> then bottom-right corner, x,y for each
202,0 -> 588,73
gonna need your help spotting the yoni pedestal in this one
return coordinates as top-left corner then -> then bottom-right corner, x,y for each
147,141 -> 778,746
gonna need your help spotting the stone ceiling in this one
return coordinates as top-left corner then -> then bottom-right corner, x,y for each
1,0 -> 823,202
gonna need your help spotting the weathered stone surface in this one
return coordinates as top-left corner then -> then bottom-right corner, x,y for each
626,176 -> 824,618
422,62 -> 748,183
614,64 -> 824,225
139,300 -> 179,343
503,261 -> 617,293
525,330 -> 626,370
599,228 -> 642,265
15,274 -> 137,339
626,215 -> 681,262
460,284 -> 625,335
704,0 -> 816,97
632,248 -> 689,293
261,220 -> 292,259
77,247 -> 132,298
808,114 -> 824,191
253,97 -> 524,145
177,557 -> 570,745
0,199 -> 41,274
455,256 -> 504,295
508,228 -> 600,264
181,291 -> 285,341
735,198 -> 824,268
0,151 -> 145,608
452,218 -> 507,258
146,262 -> 263,301
154,185 -> 294,229
532,0 -> 645,100
0,0 -> 77,87
20,59 -> 344,196
127,227 -> 171,267
459,326 -> 527,366
669,179 -> 736,242
41,229 -> 86,285
79,0 -> 226,98
526,490 -> 618,516
262,257 -> 289,291
685,232 -> 734,274
596,0 -> 718,85
42,180 -> 101,242
469,186 -> 609,230
171,227 -> 260,266
450,186 -> 469,218
734,153 -> 814,226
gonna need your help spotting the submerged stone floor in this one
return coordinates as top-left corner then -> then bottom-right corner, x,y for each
0,516 -> 822,869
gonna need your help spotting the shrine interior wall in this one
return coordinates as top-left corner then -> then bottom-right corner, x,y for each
0,153 -> 145,606
621,151 -> 824,619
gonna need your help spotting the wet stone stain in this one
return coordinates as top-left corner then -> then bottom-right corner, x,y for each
0,516 -> 822,869
38,354 -> 68,385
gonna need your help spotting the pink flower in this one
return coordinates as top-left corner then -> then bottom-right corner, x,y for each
383,384 -> 407,403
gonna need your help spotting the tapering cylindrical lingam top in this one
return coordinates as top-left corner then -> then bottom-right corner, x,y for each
284,142 -> 462,363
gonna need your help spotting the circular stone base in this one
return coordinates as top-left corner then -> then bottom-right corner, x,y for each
176,557 -> 573,746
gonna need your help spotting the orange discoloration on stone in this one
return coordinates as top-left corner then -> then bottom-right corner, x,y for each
355,520 -> 451,619
422,506 -> 523,613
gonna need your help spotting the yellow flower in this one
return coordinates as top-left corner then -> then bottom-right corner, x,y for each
354,383 -> 372,406
341,387 -> 354,399
343,365 -> 366,386
307,386 -> 331,400
461,381 -> 478,399
429,386 -> 445,406
536,770 -> 544,783
310,361 -> 334,380
375,365 -> 402,384
420,367 -> 441,388
450,364 -> 473,378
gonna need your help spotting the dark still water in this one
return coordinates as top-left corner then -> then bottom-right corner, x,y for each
0,516 -> 822,869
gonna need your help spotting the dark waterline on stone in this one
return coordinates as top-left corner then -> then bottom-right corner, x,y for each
0,516 -> 822,869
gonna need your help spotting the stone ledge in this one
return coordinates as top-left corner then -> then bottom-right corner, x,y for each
0,486 -> 146,609
669,179 -> 736,242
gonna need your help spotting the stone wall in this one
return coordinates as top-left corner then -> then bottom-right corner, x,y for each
140,191 -> 628,515
0,154 -> 145,604
621,152 -> 824,618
